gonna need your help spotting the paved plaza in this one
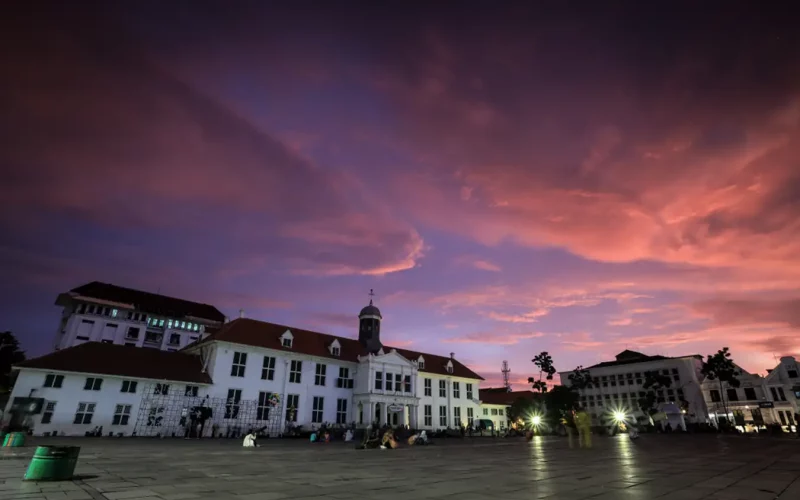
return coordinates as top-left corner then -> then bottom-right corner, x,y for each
2,435 -> 800,500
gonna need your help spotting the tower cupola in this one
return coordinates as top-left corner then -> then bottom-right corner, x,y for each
358,289 -> 382,352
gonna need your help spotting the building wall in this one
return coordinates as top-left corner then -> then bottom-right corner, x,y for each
560,356 -> 710,425
5,369 -> 209,437
54,300 -> 216,352
479,403 -> 509,430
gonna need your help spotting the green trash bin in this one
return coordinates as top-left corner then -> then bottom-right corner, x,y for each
2,432 -> 25,447
23,446 -> 81,481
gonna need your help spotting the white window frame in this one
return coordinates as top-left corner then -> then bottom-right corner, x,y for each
121,380 -> 138,393
424,378 -> 432,396
112,404 -> 132,425
315,364 -> 327,386
261,356 -> 276,380
336,398 -> 348,424
41,402 -> 56,424
231,352 -> 247,377
439,406 -> 447,427
44,374 -> 64,388
312,396 -> 324,424
225,389 -> 242,419
439,379 -> 446,398
84,377 -> 103,391
289,360 -> 302,384
453,381 -> 460,398
424,405 -> 432,427
257,392 -> 272,421
74,402 -> 95,424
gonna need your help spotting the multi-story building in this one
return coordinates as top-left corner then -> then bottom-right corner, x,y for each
559,350 -> 710,428
700,363 -> 772,430
477,389 -> 536,430
8,295 -> 486,437
53,281 -> 225,352
762,356 -> 799,431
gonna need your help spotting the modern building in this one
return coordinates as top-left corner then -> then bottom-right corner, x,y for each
8,294 -> 489,437
53,281 -> 226,352
559,350 -> 710,427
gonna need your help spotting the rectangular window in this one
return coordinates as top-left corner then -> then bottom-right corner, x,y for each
41,402 -> 56,424
121,380 -> 138,393
73,402 -> 95,424
483,408 -> 488,416
282,337 -> 292,348
439,380 -> 446,397
84,377 -> 103,391
315,364 -> 327,386
312,396 -> 324,423
770,387 -> 779,400
231,352 -> 247,377
126,327 -> 140,339
337,367 -> 354,388
788,369 -> 799,379
454,407 -> 461,427
289,360 -> 302,383
286,394 -> 299,422
112,404 -> 132,425
404,375 -> 411,393
744,387 -> 757,400
466,383 -> 473,400
453,382 -> 461,398
467,407 -> 474,426
710,390 -> 721,402
778,411 -> 787,425
77,303 -> 86,314
336,398 -> 348,424
169,333 -> 181,346
778,387 -> 787,401
257,392 -> 272,420
185,385 -> 198,397
332,346 -> 340,356
395,373 -> 402,392
385,373 -> 393,391
491,408 -> 498,415
225,389 -> 242,419
44,374 -> 64,388
499,409 -> 504,416
154,383 -> 169,395
424,405 -> 432,426
439,406 -> 447,427
726,388 -> 739,402
424,378 -> 432,396
375,372 -> 383,390
261,356 -> 276,380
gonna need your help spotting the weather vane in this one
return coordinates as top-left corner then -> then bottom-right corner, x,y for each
368,288 -> 375,305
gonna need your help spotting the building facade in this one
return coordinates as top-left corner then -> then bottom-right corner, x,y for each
8,290 -> 487,437
53,282 -> 225,352
559,350 -> 710,427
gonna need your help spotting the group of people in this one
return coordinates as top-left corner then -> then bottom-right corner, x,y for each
355,424 -> 430,449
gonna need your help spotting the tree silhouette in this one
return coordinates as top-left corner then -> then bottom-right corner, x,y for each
701,347 -> 740,428
0,331 -> 26,393
528,351 -> 556,393
636,371 -> 672,417
567,365 -> 592,390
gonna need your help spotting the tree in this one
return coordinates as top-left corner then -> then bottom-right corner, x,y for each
701,347 -> 740,428
636,371 -> 672,417
507,396 -> 538,425
567,365 -> 592,390
528,351 -> 556,394
544,385 -> 580,424
0,331 -> 26,393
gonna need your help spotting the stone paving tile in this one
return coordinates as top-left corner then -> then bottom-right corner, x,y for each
2,435 -> 800,499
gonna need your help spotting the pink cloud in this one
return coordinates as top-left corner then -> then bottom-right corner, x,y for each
443,331 -> 545,345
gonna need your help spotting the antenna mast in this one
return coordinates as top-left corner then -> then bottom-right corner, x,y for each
502,360 -> 511,392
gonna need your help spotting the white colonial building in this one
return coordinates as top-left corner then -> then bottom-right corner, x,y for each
7,285 -> 488,437
53,281 -> 225,352
559,349 -> 710,428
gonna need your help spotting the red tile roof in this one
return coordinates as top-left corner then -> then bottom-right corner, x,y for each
64,281 -> 225,322
15,342 -> 213,384
479,389 -> 537,406
196,318 -> 483,380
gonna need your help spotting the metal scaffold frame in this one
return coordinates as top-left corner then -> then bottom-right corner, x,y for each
132,383 -> 286,438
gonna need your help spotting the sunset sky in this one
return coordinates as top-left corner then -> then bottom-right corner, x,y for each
2,2 -> 799,388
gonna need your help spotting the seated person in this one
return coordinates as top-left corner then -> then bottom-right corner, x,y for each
381,429 -> 398,449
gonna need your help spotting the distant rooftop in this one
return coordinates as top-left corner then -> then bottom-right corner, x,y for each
585,349 -> 701,370
59,281 -> 225,322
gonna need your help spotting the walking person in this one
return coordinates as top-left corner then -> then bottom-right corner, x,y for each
562,411 -> 577,449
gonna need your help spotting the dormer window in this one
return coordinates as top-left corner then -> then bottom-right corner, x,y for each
329,339 -> 341,357
446,360 -> 454,374
418,356 -> 425,369
281,330 -> 294,348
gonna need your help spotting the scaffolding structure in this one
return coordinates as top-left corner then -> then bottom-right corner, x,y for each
132,383 -> 286,438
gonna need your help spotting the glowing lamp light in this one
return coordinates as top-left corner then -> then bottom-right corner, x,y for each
612,411 -> 627,423
531,415 -> 542,426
